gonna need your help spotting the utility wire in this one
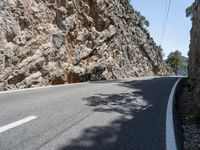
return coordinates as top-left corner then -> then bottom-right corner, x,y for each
162,0 -> 169,28
160,0 -> 169,44
160,0 -> 172,45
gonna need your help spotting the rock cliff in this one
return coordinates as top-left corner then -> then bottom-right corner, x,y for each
188,0 -> 200,114
177,1 -> 200,148
0,0 -> 166,90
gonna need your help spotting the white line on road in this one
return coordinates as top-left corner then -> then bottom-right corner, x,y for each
0,77 -> 166,95
0,116 -> 37,133
0,82 -> 88,94
166,78 -> 181,150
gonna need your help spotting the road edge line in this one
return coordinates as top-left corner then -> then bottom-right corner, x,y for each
166,78 -> 181,150
0,77 -> 155,94
0,82 -> 89,94
0,77 -> 165,94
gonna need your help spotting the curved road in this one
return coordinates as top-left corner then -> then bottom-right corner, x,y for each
0,77 -> 179,150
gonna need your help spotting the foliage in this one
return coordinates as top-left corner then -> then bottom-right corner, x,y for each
182,56 -> 188,69
135,10 -> 150,27
180,56 -> 188,76
186,4 -> 193,18
166,50 -> 184,75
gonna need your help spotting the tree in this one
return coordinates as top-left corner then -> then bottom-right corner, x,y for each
166,50 -> 184,75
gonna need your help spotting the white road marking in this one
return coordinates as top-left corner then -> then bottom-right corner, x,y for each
166,78 -> 181,150
0,76 -> 170,94
0,116 -> 37,133
0,82 -> 88,94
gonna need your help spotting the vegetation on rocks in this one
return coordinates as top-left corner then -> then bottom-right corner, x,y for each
186,5 -> 194,18
135,10 -> 150,27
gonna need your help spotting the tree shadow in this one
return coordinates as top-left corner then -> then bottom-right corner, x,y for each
59,77 -> 178,150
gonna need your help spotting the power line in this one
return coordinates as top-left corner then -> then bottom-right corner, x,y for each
160,0 -> 169,44
162,0 -> 169,27
160,0 -> 172,45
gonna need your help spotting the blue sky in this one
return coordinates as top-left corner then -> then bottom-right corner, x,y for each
130,0 -> 193,58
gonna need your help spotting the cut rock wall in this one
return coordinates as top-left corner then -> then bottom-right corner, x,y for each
178,1 -> 200,148
187,0 -> 200,114
0,0 -> 166,90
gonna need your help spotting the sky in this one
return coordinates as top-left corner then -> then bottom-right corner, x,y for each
130,0 -> 194,59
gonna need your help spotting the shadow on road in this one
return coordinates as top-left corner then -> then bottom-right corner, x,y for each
59,77 -> 177,150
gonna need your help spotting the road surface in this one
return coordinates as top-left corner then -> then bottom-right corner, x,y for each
0,77 -> 179,150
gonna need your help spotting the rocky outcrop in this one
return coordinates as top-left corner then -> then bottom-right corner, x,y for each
0,0 -> 166,90
187,0 -> 200,114
176,2 -> 200,149
189,0 -> 200,81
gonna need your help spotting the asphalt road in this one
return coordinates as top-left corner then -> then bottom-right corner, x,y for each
0,77 -> 179,150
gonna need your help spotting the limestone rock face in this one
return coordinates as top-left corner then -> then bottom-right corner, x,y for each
189,0 -> 200,81
188,0 -> 200,113
0,0 -> 166,90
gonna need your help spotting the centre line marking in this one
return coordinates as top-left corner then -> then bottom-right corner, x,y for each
0,116 -> 37,133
